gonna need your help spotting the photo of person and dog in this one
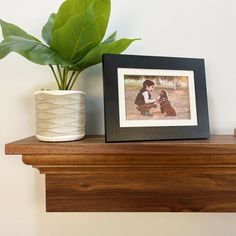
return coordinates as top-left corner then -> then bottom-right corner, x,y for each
124,75 -> 191,121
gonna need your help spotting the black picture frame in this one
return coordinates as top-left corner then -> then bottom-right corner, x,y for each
102,54 -> 210,142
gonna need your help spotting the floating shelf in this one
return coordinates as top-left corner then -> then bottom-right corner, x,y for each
5,135 -> 236,212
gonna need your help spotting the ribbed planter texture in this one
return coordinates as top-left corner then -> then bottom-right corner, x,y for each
35,90 -> 85,142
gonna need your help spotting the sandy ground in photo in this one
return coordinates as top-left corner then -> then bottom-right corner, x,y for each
125,86 -> 191,120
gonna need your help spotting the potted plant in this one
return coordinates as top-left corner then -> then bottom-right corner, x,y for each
0,0 -> 139,142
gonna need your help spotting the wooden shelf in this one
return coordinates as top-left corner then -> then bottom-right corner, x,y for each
5,135 -> 236,212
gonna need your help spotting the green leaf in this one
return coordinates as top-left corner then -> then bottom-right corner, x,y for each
0,19 -> 41,42
53,0 -> 110,40
53,0 -> 91,31
72,38 -> 140,71
51,8 -> 101,63
42,13 -> 56,45
102,31 -> 117,44
0,35 -> 70,65
92,0 -> 111,39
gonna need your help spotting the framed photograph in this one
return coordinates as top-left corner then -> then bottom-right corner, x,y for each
102,54 -> 209,142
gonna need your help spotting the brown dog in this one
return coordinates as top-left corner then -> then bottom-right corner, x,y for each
158,90 -> 176,116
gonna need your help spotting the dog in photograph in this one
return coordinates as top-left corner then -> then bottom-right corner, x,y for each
157,90 -> 176,116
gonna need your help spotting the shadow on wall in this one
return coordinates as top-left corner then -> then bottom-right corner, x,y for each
76,65 -> 105,135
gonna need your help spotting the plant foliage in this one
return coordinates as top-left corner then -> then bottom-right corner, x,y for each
0,0 -> 139,90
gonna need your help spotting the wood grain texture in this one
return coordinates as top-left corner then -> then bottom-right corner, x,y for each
46,168 -> 236,212
22,154 -> 236,167
5,135 -> 236,212
5,135 -> 236,155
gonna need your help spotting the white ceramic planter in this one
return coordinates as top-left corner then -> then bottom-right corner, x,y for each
35,90 -> 85,142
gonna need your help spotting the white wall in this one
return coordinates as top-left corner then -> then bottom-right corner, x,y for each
1,0 -> 236,235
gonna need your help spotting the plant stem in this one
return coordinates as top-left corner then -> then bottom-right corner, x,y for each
68,71 -> 81,90
56,65 -> 63,88
66,71 -> 76,89
49,65 -> 61,89
50,66 -> 76,90
61,67 -> 68,90
64,67 -> 69,90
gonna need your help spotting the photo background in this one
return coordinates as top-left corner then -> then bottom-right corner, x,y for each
124,75 -> 191,120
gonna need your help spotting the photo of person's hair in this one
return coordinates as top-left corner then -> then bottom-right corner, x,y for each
142,79 -> 155,88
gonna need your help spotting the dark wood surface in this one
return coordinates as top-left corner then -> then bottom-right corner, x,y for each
46,168 -> 236,212
5,135 -> 236,155
5,135 -> 236,212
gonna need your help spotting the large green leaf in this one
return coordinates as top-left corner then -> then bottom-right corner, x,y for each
92,0 -> 111,39
42,13 -> 56,45
72,38 -> 140,71
0,35 -> 69,65
0,19 -> 41,42
53,0 -> 110,40
51,8 -> 101,63
53,0 -> 91,31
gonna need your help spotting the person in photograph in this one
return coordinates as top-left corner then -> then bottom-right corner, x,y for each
134,79 -> 158,117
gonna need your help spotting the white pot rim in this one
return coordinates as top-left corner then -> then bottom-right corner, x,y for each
35,90 -> 85,95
